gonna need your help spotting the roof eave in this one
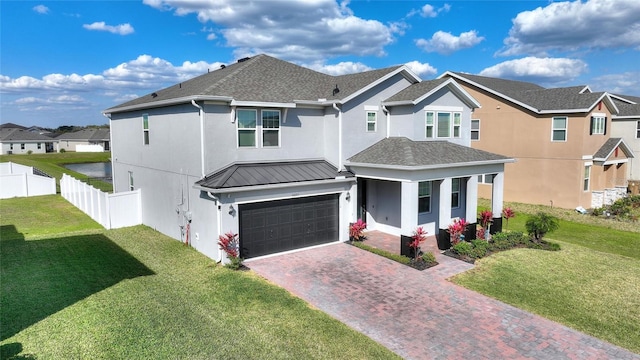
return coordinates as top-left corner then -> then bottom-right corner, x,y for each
341,66 -> 421,104
345,158 -> 515,171
193,176 -> 356,194
104,95 -> 234,114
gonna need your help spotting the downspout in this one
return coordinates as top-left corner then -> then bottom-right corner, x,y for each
191,100 -> 205,178
206,191 -> 223,262
382,105 -> 390,138
102,113 -> 114,190
333,103 -> 343,170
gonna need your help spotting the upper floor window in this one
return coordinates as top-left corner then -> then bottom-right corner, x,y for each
426,110 -> 462,139
636,121 -> 640,139
237,109 -> 257,147
590,114 -> 606,135
451,178 -> 461,208
262,110 -> 280,147
471,119 -> 480,140
552,116 -> 567,142
418,181 -> 432,213
366,111 -> 377,132
142,114 -> 150,145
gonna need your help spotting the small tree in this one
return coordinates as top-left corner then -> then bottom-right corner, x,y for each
525,212 -> 559,242
218,231 -> 242,269
407,227 -> 428,262
478,210 -> 493,240
502,207 -> 515,230
349,219 -> 367,241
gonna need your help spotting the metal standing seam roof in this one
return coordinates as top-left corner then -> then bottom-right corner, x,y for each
105,54 -> 406,113
346,137 -> 513,167
195,160 -> 354,190
0,128 -> 57,142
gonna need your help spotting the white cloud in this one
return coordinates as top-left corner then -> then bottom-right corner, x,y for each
404,61 -> 437,78
33,5 -> 49,14
15,95 -> 85,105
142,0 -> 397,62
416,30 -> 484,55
407,3 -> 450,18
479,57 -> 588,85
305,61 -> 373,75
83,22 -> 135,35
590,72 -> 640,95
499,0 -> 640,56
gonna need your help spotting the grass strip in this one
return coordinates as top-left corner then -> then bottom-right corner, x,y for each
351,241 -> 411,264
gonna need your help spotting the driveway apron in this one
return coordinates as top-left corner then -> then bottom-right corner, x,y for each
248,243 -> 639,360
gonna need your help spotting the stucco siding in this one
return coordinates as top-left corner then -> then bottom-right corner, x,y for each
1,142 -> 47,155
611,119 -> 640,180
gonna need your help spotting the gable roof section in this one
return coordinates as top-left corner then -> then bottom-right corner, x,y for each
194,159 -> 354,193
612,98 -> 640,119
440,71 -> 618,115
0,128 -> 57,142
382,78 -> 480,109
0,123 -> 28,130
56,128 -> 110,141
593,138 -> 634,163
105,54 -> 418,114
346,137 -> 513,170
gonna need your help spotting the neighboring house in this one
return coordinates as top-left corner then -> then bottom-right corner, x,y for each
610,94 -> 640,181
0,128 -> 56,154
0,123 -> 28,130
440,72 -> 634,209
56,128 -> 110,152
104,54 -> 512,262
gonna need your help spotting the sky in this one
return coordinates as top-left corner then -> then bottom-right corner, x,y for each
1,0 -> 639,128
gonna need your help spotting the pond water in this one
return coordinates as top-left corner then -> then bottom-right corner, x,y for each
64,162 -> 112,182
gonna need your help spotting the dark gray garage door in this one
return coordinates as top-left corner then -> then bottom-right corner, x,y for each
239,194 -> 339,259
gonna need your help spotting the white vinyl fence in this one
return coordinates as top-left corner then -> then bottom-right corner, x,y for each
60,173 -> 141,229
0,162 -> 56,199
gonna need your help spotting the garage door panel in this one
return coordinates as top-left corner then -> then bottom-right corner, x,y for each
239,194 -> 339,259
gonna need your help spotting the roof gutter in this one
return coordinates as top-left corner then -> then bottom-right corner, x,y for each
345,158 -> 516,171
104,95 -> 234,114
193,176 -> 356,194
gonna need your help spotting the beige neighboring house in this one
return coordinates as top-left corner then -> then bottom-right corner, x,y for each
440,71 -> 634,209
0,128 -> 57,155
610,94 -> 640,182
56,128 -> 110,152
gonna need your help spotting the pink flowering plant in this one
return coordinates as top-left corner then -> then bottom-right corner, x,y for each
448,218 -> 469,245
478,210 -> 493,240
218,231 -> 242,269
502,207 -> 515,230
349,219 -> 367,241
407,227 -> 428,261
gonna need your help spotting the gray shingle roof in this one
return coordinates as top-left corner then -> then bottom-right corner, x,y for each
383,78 -> 449,103
0,128 -> 57,142
56,128 -> 110,141
613,99 -> 640,117
593,138 -> 634,160
0,123 -> 28,130
346,137 -> 512,167
195,159 -> 353,190
446,72 -> 608,113
106,54 -> 404,112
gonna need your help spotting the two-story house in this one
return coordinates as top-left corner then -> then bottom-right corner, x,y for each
440,72 -> 634,209
610,94 -> 640,182
104,55 -> 513,261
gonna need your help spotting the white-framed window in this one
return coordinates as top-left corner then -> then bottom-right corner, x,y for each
471,119 -> 480,140
426,109 -> 462,139
261,110 -> 280,147
21,143 -> 25,150
237,109 -> 257,147
142,113 -> 149,145
425,112 -> 434,138
10,144 -> 13,150
552,116 -> 567,141
366,111 -> 377,132
583,165 -> 591,191
636,120 -> 640,139
128,171 -> 134,191
451,178 -> 461,208
418,181 -> 432,213
37,143 -> 41,149
590,114 -> 605,135
477,174 -> 493,184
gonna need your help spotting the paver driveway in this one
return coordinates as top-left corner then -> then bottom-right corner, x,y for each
248,243 -> 639,360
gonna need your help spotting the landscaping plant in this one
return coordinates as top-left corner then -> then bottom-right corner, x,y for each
525,212 -> 560,242
218,231 -> 242,270
407,226 -> 428,262
448,218 -> 469,245
478,209 -> 493,240
502,207 -> 515,230
349,219 -> 367,241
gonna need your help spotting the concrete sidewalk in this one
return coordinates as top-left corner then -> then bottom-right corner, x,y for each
248,243 -> 639,360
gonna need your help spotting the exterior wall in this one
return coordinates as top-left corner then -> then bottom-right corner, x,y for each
58,140 -> 88,152
611,118 -> 640,180
458,82 -> 617,209
1,141 -> 48,155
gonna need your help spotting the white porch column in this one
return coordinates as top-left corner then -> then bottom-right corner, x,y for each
491,172 -> 505,233
466,175 -> 478,223
401,181 -> 418,235
439,178 -> 452,230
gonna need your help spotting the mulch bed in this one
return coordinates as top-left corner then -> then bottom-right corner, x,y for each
408,258 -> 439,270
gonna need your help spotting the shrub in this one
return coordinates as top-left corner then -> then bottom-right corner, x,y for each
349,219 -> 367,241
407,227 -> 428,262
422,251 -> 436,264
59,148 -> 66,153
27,150 -> 33,155
525,212 -> 560,242
470,239 -> 489,258
546,242 -> 561,251
218,231 -> 242,270
591,207 -> 604,216
448,218 -> 468,245
452,241 -> 472,256
479,209 -> 493,229
502,207 -> 515,230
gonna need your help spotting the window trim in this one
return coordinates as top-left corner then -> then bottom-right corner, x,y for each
636,120 -> 640,139
237,109 -> 258,148
37,143 -> 41,149
425,111 -> 434,138
583,165 -> 591,192
142,113 -> 149,145
425,108 -> 462,139
418,181 -> 432,214
471,119 -> 480,141
366,111 -> 377,132
261,109 -> 281,147
590,113 -> 606,135
21,143 -> 25,150
451,178 -> 461,208
551,116 -> 568,142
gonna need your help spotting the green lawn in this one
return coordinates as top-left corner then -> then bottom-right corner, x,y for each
1,196 -> 398,359
0,152 -> 112,192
